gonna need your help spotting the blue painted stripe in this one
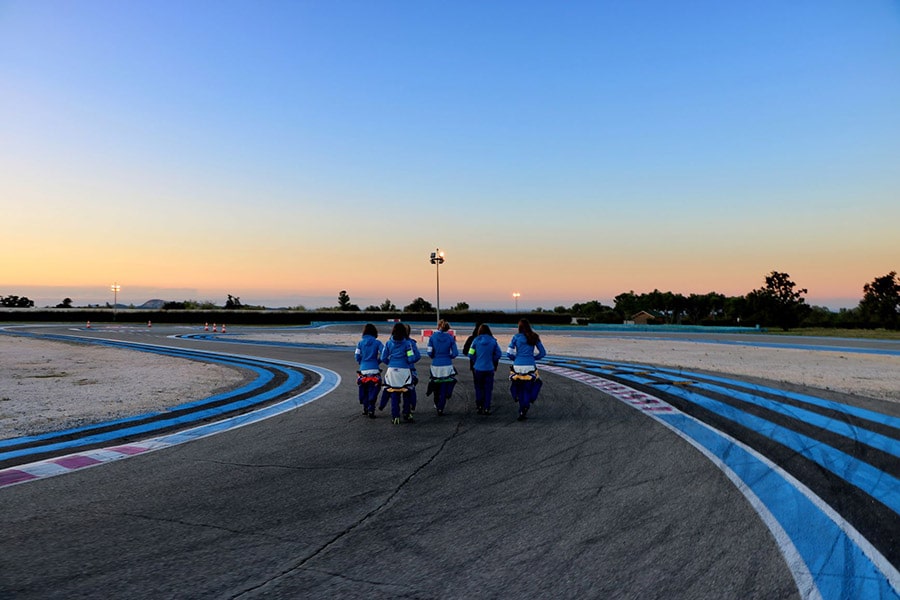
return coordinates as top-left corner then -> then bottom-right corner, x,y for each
0,365 -> 305,463
0,352 -> 278,449
617,374 -> 900,513
0,360 -> 342,489
154,362 -> 341,446
687,381 -> 900,458
551,336 -> 900,357
656,410 -> 897,599
546,356 -> 900,430
652,366 -> 900,430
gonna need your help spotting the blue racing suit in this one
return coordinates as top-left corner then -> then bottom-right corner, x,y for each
427,330 -> 459,414
507,333 -> 546,417
380,336 -> 418,419
355,334 -> 384,415
467,333 -> 502,413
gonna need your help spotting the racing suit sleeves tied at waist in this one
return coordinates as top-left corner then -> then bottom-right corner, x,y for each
510,365 -> 540,381
430,364 -> 457,380
384,367 -> 412,389
357,370 -> 382,386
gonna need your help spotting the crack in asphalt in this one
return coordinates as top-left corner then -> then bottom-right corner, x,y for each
197,458 -> 395,474
229,420 -> 465,599
101,511 -> 297,544
298,566 -> 430,599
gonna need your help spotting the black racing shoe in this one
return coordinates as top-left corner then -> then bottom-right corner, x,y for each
368,411 -> 376,419
476,407 -> 483,415
392,417 -> 400,425
403,414 -> 414,423
483,409 -> 492,416
517,412 -> 527,421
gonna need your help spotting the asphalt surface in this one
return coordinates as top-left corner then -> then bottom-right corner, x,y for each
0,324 -> 896,599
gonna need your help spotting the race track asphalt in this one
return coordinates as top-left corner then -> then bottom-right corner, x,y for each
0,324 -> 894,599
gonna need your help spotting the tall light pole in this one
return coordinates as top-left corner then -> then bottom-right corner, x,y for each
110,283 -> 121,321
430,249 -> 445,325
513,292 -> 520,313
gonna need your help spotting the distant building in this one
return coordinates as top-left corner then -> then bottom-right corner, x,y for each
630,310 -> 657,325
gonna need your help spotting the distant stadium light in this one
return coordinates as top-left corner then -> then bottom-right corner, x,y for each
110,283 -> 121,320
430,249 -> 445,325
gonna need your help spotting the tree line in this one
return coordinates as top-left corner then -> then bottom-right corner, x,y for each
540,270 -> 899,330
4,270 -> 897,330
335,271 -> 899,331
336,290 -> 469,314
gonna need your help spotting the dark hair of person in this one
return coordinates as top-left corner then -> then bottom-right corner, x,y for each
391,322 -> 407,341
518,318 -> 540,346
362,323 -> 378,338
470,322 -> 483,337
477,323 -> 493,337
403,323 -> 412,338
438,319 -> 451,332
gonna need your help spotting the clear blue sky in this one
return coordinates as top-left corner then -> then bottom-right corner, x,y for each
2,1 -> 898,310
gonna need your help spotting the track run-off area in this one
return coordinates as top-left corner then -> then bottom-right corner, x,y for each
0,323 -> 897,599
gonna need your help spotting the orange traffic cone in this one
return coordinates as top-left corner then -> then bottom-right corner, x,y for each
147,320 -> 152,328
204,322 -> 209,331
212,323 -> 217,332
222,324 -> 227,333
86,321 -> 91,329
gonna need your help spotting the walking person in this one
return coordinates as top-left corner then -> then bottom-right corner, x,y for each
426,319 -> 459,416
380,323 -> 422,417
507,318 -> 547,421
354,323 -> 384,418
462,322 -> 484,373
380,322 -> 418,424
467,323 -> 502,415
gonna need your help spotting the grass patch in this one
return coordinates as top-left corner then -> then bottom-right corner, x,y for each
770,328 -> 900,340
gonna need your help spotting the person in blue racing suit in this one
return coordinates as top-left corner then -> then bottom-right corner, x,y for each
507,318 -> 546,421
380,322 -> 419,424
426,319 -> 459,415
354,323 -> 384,418
467,323 -> 502,415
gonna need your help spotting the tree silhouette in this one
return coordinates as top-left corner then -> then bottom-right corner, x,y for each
751,271 -> 810,330
0,295 -> 34,308
337,290 -> 360,311
404,297 -> 434,312
859,271 -> 899,328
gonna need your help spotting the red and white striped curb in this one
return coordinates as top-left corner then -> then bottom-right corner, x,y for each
541,364 -> 676,413
0,442 -> 165,488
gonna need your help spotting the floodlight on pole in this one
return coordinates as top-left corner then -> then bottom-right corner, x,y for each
513,292 -> 521,313
429,249 -> 445,325
110,283 -> 121,320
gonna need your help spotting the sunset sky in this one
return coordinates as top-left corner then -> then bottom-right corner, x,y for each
2,1 -> 898,310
